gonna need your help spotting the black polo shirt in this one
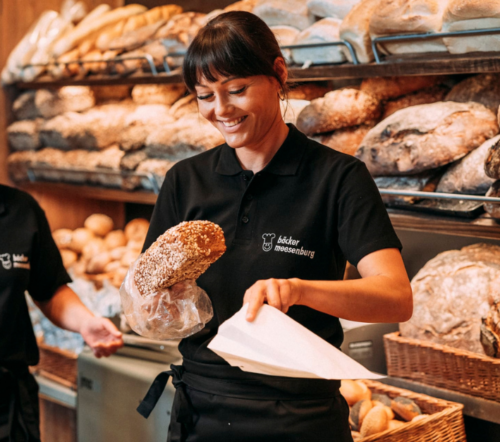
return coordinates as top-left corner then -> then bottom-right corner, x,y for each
144,124 -> 402,365
0,185 -> 71,366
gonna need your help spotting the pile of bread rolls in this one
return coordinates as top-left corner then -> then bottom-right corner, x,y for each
53,214 -> 149,288
340,380 -> 427,440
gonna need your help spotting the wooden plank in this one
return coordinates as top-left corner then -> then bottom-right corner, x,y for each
39,396 -> 77,442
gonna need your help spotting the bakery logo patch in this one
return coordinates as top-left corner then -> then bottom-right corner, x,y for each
0,253 -> 30,270
262,235 -> 316,259
262,233 -> 275,252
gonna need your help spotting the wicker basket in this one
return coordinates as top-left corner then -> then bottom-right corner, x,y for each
384,332 -> 500,402
35,340 -> 78,389
359,380 -> 466,442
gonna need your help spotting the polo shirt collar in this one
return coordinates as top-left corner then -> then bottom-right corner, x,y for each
215,124 -> 307,176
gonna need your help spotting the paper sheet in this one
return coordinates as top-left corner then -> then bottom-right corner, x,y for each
208,304 -> 383,380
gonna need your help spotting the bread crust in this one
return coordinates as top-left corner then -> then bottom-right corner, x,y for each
318,124 -> 373,156
134,221 -> 226,296
360,75 -> 443,101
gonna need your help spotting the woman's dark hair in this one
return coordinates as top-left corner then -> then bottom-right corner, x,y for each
183,11 -> 288,94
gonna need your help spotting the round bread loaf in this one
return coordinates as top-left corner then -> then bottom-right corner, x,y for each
134,221 -> 226,297
125,218 -> 150,241
296,88 -> 381,136
104,230 -> 127,249
81,238 -> 106,260
53,228 -> 73,249
84,214 -> 114,237
69,228 -> 95,253
360,405 -> 388,437
60,249 -> 78,269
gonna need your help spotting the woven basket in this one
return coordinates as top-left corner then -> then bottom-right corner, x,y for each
384,332 -> 500,402
359,380 -> 466,442
36,340 -> 78,389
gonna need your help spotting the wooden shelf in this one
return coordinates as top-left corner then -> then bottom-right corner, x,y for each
14,51 -> 500,88
18,181 -> 157,205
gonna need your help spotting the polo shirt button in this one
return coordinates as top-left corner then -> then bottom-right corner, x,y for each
242,175 -> 249,181
242,216 -> 249,224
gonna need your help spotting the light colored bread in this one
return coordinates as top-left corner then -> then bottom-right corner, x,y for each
340,380 -> 365,406
349,399 -> 373,431
281,99 -> 310,125
136,159 -> 175,189
12,91 -> 38,120
120,150 -> 148,171
86,251 -> 112,274
35,86 -> 95,119
92,85 -> 131,102
360,405 -> 389,437
317,124 -> 374,156
253,0 -> 315,31
296,88 -> 381,135
107,20 -> 167,51
131,84 -> 186,105
125,218 -> 150,242
391,397 -> 422,422
288,83 -> 329,100
60,249 -> 78,269
306,0 -> 360,19
121,249 -> 141,267
155,12 -> 206,48
95,145 -> 125,170
104,230 -> 127,249
168,94 -> 197,118
134,221 -> 226,296
52,229 -> 73,249
382,84 -> 450,119
369,0 -> 449,54
104,260 -> 122,273
7,151 -> 37,181
127,239 -> 144,252
70,227 -> 96,253
437,135 -> 498,195
360,75 -> 443,101
443,0 -> 500,54
291,18 -> 345,65
7,119 -> 42,151
445,74 -> 500,113
81,237 -> 106,260
388,420 -> 405,430
110,246 -> 128,261
356,101 -> 498,176
122,5 -> 182,33
270,25 -> 299,63
84,214 -> 114,237
224,0 -> 258,12
339,0 -> 381,63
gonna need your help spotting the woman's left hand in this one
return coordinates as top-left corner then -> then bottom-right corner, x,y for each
243,278 -> 302,322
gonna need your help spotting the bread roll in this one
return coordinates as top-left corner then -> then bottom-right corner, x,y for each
391,397 -> 422,422
86,251 -> 112,274
270,25 -> 299,63
369,0 -> 449,54
127,239 -> 144,252
53,228 -> 73,249
121,249 -> 141,267
224,0 -> 258,12
382,84 -> 449,119
306,0 -> 360,19
340,380 -> 365,406
125,218 -> 150,242
291,18 -> 345,65
131,84 -> 186,105
443,0 -> 500,54
388,419 -> 405,430
81,238 -> 106,260
70,227 -> 95,253
7,120 -> 42,151
360,75 -> 443,101
104,260 -> 122,273
349,399 -> 373,431
356,101 -> 498,176
360,405 -> 389,437
84,214 -> 114,237
339,0 -> 381,63
446,74 -> 500,113
60,249 -> 78,269
112,267 -> 129,288
110,246 -> 128,261
296,88 -> 381,136
134,221 -> 226,296
104,230 -> 127,249
253,0 -> 315,31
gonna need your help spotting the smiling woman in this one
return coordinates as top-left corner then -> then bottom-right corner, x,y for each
137,10 -> 412,442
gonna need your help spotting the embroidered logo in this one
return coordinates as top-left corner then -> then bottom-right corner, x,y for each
0,253 -> 12,270
262,233 -> 276,252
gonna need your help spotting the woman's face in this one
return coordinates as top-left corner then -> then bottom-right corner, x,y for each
194,72 -> 283,149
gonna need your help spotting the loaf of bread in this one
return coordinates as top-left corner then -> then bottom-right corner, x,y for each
120,150 -> 148,171
253,0 -> 315,31
95,144 -> 125,170
317,124 -> 373,156
356,101 -> 498,176
133,221 -> 226,297
131,84 -> 186,106
307,0 -> 360,19
360,75 -> 444,101
270,25 -> 299,63
296,88 -> 381,136
107,20 -> 167,52
169,94 -> 198,119
281,99 -> 310,125
288,83 -> 329,101
445,74 -> 500,113
7,151 -> 37,181
36,86 -> 95,118
7,119 -> 42,151
155,12 -> 206,52
224,0 -> 258,12
442,0 -> 500,54
136,159 -> 176,190
112,40 -> 169,75
485,181 -> 500,219
369,0 -> 449,54
437,135 -> 498,195
119,104 -> 174,152
360,405 -> 388,437
382,84 -> 450,119
339,0 -> 381,63
400,243 -> 500,354
291,18 -> 345,65
12,91 -> 38,120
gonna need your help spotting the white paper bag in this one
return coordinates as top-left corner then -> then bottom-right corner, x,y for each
208,304 -> 383,380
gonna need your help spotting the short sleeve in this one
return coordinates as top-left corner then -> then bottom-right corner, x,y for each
142,167 -> 181,252
28,203 -> 71,302
336,159 -> 402,267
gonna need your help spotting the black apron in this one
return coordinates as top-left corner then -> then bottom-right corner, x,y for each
0,364 -> 40,442
138,360 -> 353,442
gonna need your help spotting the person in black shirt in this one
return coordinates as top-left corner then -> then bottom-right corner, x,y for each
0,184 -> 124,442
139,11 -> 413,442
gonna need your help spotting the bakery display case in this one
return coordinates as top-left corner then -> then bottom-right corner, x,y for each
3,1 -> 500,441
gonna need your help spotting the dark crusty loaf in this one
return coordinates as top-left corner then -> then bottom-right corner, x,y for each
446,74 -> 500,113
134,221 -> 226,297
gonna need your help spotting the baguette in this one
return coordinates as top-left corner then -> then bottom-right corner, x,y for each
134,221 -> 226,297
123,5 -> 182,33
52,4 -> 147,58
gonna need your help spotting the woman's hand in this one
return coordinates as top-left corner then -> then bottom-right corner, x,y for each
243,278 -> 302,322
79,317 -> 124,358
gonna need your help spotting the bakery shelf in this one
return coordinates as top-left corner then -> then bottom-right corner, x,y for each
18,181 -> 157,205
380,376 -> 500,425
14,51 -> 500,88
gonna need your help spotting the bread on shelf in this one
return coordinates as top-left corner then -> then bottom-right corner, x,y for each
306,0 -> 360,20
445,74 -> 500,113
253,0 -> 315,31
7,119 -> 42,151
360,75 -> 444,101
315,124 -> 373,156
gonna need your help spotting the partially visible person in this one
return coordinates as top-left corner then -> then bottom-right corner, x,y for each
0,184 -> 124,442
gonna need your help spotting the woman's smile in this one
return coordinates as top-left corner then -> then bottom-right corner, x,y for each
218,115 -> 248,129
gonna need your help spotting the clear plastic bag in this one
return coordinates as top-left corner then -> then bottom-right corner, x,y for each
120,255 -> 214,340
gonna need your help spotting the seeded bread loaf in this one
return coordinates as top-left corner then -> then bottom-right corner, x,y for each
134,221 -> 226,297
